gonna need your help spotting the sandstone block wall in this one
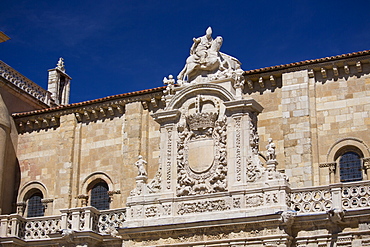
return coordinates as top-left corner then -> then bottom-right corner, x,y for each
315,64 -> 370,184
16,103 -> 161,215
248,63 -> 370,187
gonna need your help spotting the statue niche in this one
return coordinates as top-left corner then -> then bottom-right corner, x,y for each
177,95 -> 227,196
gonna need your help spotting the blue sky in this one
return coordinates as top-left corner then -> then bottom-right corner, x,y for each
1,0 -> 369,103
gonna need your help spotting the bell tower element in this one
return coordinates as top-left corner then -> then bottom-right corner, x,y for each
47,58 -> 72,105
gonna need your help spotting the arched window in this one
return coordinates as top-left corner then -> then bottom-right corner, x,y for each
90,181 -> 110,210
340,151 -> 363,182
27,191 -> 44,217
322,139 -> 370,184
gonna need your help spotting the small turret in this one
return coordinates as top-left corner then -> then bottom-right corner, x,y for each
47,58 -> 72,105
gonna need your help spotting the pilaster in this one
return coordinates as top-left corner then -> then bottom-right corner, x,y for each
281,70 -> 313,187
224,99 -> 263,189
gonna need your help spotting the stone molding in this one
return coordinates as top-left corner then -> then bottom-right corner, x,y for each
13,90 -> 163,133
165,82 -> 235,110
1,181 -> 370,246
326,137 -> 370,162
243,54 -> 370,90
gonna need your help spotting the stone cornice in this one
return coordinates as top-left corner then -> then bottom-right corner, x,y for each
243,51 -> 370,90
13,87 -> 164,133
120,213 -> 282,237
244,50 -> 370,76
224,99 -> 264,114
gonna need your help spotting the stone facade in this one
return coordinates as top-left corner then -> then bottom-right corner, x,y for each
0,29 -> 370,246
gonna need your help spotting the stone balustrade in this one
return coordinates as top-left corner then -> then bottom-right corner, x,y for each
0,207 -> 126,240
98,208 -> 126,233
60,206 -> 100,232
290,180 -> 370,214
0,60 -> 52,105
0,182 -> 369,241
0,214 -> 26,239
24,215 -> 61,239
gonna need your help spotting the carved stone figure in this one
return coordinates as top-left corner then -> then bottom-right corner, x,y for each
280,210 -> 297,226
106,226 -> 122,239
177,27 -> 241,83
266,138 -> 276,161
327,208 -> 346,224
135,155 -> 147,177
61,229 -> 75,243
190,27 -> 213,64
147,166 -> 162,193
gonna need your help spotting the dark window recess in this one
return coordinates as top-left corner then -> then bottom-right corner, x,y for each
27,193 -> 44,217
90,182 -> 110,210
340,151 -> 363,182
58,76 -> 66,103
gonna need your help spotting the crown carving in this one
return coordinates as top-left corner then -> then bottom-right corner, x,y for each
186,112 -> 218,131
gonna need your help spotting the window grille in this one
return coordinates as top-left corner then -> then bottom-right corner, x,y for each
90,182 -> 110,210
340,151 -> 363,182
27,193 -> 44,217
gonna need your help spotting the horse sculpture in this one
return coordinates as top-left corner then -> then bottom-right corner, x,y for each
177,36 -> 241,82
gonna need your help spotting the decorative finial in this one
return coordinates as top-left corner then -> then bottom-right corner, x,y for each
56,57 -> 65,72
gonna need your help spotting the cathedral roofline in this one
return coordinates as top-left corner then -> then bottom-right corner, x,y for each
12,86 -> 165,118
244,49 -> 370,75
12,49 -> 370,119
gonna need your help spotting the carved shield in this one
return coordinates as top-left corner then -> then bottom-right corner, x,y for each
187,138 -> 214,173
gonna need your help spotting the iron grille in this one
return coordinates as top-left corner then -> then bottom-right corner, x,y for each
91,182 -> 110,210
27,193 -> 44,217
340,151 -> 363,182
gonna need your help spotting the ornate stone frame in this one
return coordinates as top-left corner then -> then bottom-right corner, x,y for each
176,95 -> 228,196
